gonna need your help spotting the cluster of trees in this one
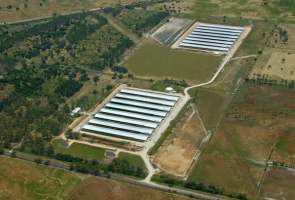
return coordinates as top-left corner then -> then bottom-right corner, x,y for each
32,151 -> 146,179
111,65 -> 128,74
273,25 -> 288,43
245,76 -> 295,89
55,79 -> 82,97
108,158 -> 146,178
153,174 -> 248,200
66,15 -> 107,44
118,9 -> 169,36
0,62 -> 82,151
91,37 -> 134,70
160,78 -> 188,87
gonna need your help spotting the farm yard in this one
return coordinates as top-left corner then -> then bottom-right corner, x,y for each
124,39 -> 222,84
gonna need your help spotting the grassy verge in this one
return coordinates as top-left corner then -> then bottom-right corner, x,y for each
52,139 -> 106,161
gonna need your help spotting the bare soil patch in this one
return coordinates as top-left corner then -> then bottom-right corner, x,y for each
152,105 -> 205,178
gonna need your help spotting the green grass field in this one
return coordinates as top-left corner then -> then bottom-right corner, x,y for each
118,152 -> 146,169
53,139 -> 106,161
124,40 -> 222,84
0,157 -> 81,200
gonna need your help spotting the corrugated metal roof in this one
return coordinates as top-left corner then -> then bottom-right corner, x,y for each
185,36 -> 234,45
82,124 -> 149,141
180,43 -> 229,52
191,31 -> 239,39
105,103 -> 167,117
187,34 -> 236,42
100,108 -> 163,122
88,118 -> 153,134
94,113 -> 158,128
198,23 -> 245,31
116,93 -> 175,106
182,39 -> 232,48
195,27 -> 242,36
111,98 -> 171,112
196,26 -> 243,33
120,88 -> 179,101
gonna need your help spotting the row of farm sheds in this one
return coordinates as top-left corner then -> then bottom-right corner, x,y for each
81,88 -> 180,142
178,22 -> 245,54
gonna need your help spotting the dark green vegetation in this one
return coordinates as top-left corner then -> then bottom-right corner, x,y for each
118,152 -> 146,169
0,12 -> 131,156
108,156 -> 147,179
0,5 -> 167,157
124,39 -> 222,84
53,139 -> 106,161
116,8 -> 168,36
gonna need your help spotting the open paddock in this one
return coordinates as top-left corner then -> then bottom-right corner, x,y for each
68,177 -> 191,200
260,168 -> 295,200
124,39 -> 222,84
0,0 -> 137,23
251,51 -> 295,81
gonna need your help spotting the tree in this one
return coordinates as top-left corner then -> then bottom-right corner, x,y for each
34,157 -> 43,164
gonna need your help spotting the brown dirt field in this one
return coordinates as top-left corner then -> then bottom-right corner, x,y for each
260,168 -> 295,200
189,85 -> 295,198
0,157 -> 81,200
68,177 -> 192,200
0,0 -> 137,23
272,129 -> 295,166
189,152 -> 264,197
152,105 -> 205,178
221,121 -> 279,161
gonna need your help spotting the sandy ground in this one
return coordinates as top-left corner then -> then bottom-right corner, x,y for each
253,52 -> 295,80
152,105 -> 205,178
68,177 -> 191,200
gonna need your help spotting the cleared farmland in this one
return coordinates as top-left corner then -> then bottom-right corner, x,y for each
124,39 -> 222,84
0,0 -> 137,23
0,157 -> 81,200
188,84 -> 295,198
68,177 -> 191,200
